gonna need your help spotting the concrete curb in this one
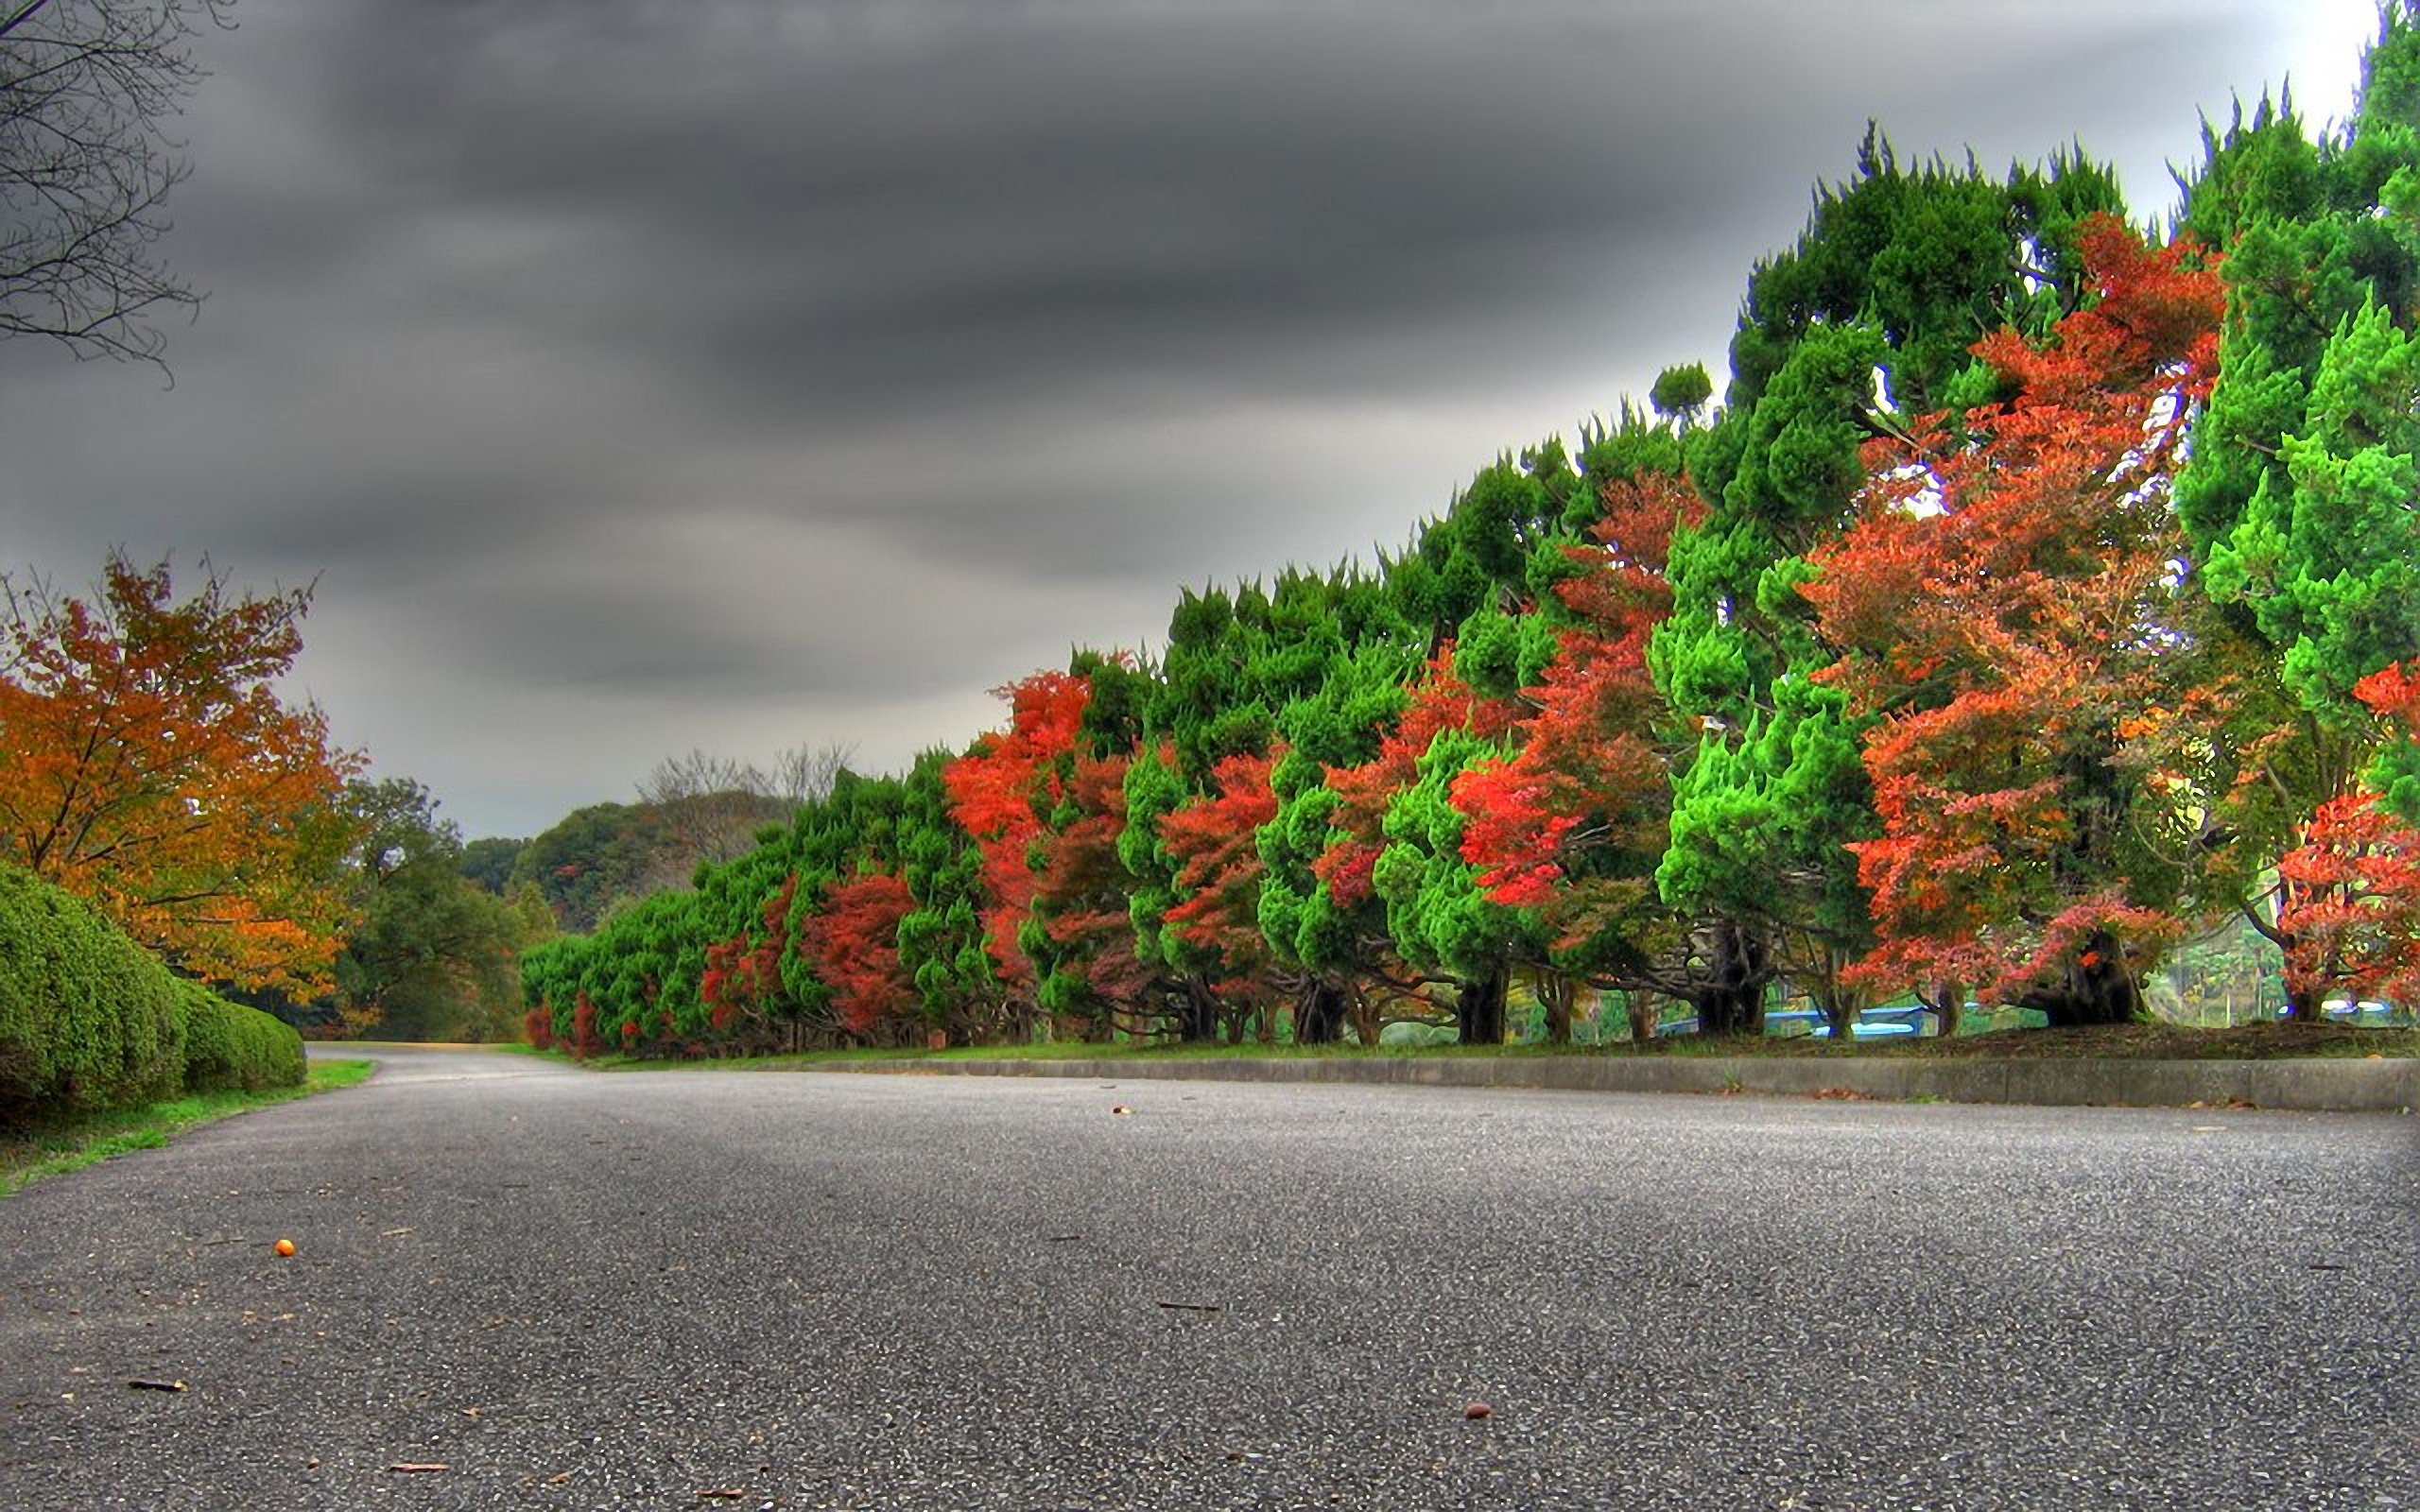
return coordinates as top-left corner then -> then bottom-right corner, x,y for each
804,1052 -> 2419,1113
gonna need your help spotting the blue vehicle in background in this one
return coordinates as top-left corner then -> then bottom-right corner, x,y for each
2281,999 -> 2411,1026
1660,1004 -> 1935,1039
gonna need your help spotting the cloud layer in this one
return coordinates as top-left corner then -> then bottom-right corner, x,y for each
0,0 -> 2377,836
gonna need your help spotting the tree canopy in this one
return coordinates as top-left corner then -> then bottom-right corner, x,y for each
489,14 -> 2420,1055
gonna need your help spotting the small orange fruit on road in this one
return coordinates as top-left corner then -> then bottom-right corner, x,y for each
273,1239 -> 296,1257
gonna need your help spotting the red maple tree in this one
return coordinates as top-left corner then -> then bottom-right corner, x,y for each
1029,751 -> 1166,1033
795,870 -> 920,1040
1160,748 -> 1282,1004
1804,216 -> 2228,1022
942,668 -> 1092,1012
1452,467 -> 1695,957
0,555 -> 362,992
2272,662 -> 2420,1009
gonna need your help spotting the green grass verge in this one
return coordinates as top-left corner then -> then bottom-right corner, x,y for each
0,1058 -> 377,1196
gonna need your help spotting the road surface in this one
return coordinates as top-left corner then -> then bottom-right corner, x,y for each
0,1045 -> 2411,1509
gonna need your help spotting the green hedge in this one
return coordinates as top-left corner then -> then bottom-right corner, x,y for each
173,978 -> 304,1093
0,863 -> 302,1123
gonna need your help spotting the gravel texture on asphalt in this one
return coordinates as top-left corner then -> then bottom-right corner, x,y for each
0,1045 -> 2411,1510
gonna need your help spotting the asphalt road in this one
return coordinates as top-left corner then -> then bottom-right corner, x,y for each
0,1046 -> 2411,1511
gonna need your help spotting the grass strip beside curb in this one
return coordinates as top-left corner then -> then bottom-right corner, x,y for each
1,1058 -> 376,1196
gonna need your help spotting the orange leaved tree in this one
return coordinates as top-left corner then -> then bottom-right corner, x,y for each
1804,218 -> 2227,1023
0,554 -> 362,993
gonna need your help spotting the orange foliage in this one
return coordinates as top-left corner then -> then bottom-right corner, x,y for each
796,871 -> 919,1039
942,668 -> 1092,999
0,555 -> 361,993
1454,469 -> 1694,931
1806,218 -> 2225,1005
1160,748 -> 1281,994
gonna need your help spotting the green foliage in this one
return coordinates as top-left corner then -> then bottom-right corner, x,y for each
2180,12 -> 2420,559
0,862 -> 298,1122
2207,301 -> 2420,723
1374,727 -> 1540,982
0,861 -> 183,1118
458,836 -> 526,894
894,748 -> 1003,1039
172,979 -> 303,1092
1649,363 -> 1712,422
334,779 -> 539,1041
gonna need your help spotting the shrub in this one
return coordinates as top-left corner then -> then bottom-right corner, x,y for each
174,979 -> 304,1092
0,863 -> 183,1118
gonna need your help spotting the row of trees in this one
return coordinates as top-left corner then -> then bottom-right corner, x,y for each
524,14 -> 2420,1057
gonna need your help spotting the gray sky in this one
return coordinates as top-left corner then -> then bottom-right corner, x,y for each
0,0 -> 2379,840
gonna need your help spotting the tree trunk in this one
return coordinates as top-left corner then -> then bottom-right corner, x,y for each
2023,934 -> 2145,1026
1295,981 -> 1347,1045
1692,921 -> 1770,1037
1626,991 -> 1661,1044
1175,980 -> 1218,1043
1536,971 -> 1574,1045
1931,980 -> 1964,1039
1456,961 -> 1510,1046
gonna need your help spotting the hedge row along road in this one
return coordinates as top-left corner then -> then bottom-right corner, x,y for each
0,1045 -> 2409,1510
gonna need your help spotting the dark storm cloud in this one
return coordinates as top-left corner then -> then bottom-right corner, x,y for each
0,0 -> 2373,835
291,2 -> 1725,421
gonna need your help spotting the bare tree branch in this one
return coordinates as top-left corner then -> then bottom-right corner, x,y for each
769,738 -> 856,807
0,0 -> 234,369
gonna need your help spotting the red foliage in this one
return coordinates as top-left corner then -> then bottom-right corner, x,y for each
1161,749 -> 1281,994
523,1003 -> 555,1052
2273,662 -> 2420,1006
1033,752 -> 1159,1013
701,873 -> 800,1035
795,871 -> 920,1039
1452,470 -> 1695,946
1317,652 -> 1519,906
1805,216 -> 2225,1003
2354,662 -> 2420,733
2274,794 -> 2420,1007
569,991 -> 601,1060
942,669 -> 1093,1001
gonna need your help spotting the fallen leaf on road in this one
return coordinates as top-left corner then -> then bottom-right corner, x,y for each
127,1379 -> 187,1393
385,1463 -> 451,1474
697,1490 -> 747,1501
1155,1299 -> 1221,1313
1462,1400 -> 1493,1419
